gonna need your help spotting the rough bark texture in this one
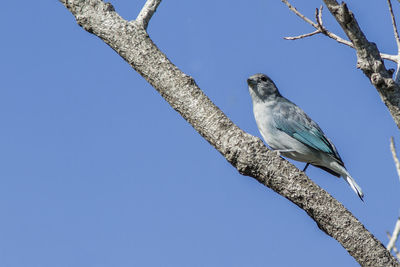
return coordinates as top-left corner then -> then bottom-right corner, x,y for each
60,0 -> 399,266
323,0 -> 400,129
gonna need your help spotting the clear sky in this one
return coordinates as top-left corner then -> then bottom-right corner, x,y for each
1,0 -> 399,266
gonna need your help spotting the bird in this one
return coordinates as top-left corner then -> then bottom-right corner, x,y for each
247,73 -> 364,200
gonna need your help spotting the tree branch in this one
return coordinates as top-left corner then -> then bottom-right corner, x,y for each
281,0 -> 397,62
59,0 -> 400,266
136,0 -> 162,30
320,0 -> 400,130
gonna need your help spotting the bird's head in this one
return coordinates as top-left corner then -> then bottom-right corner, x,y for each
247,73 -> 280,102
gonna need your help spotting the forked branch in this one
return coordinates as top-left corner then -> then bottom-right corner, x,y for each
283,0 -> 400,129
281,0 -> 398,62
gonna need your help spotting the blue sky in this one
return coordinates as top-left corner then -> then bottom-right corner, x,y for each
1,0 -> 400,266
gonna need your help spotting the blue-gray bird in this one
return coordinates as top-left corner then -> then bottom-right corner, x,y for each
247,73 -> 363,200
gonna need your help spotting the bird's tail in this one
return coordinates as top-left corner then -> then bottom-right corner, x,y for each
342,174 -> 364,201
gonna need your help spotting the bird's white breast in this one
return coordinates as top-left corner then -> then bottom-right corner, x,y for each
252,101 -> 283,149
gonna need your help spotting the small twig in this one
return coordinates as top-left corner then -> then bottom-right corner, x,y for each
315,6 -> 328,36
387,0 -> 400,83
284,30 -> 320,40
281,0 -> 398,63
390,137 -> 400,182
317,6 -> 323,28
387,232 -> 400,260
387,0 -> 400,52
136,0 -> 162,30
388,219 -> 400,254
388,218 -> 400,252
388,137 -> 400,257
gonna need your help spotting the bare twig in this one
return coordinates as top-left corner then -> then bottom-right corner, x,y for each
387,232 -> 400,260
387,0 -> 400,84
317,6 -> 323,27
281,0 -> 398,63
385,54 -> 400,62
389,137 -> 400,256
136,0 -> 162,30
388,219 -> 400,253
390,137 -> 400,182
317,29 -> 354,49
387,0 -> 400,53
284,30 -> 320,40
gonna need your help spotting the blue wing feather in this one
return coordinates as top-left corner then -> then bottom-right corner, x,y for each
273,101 -> 341,160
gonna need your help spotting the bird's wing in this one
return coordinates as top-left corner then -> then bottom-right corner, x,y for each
273,100 -> 343,162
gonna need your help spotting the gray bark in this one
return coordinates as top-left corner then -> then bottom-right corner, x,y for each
60,0 -> 399,266
323,0 -> 400,129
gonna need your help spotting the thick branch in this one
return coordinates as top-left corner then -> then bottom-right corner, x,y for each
59,0 -> 399,266
322,0 -> 400,130
136,0 -> 161,30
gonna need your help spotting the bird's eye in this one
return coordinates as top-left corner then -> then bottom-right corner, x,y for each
260,76 -> 267,82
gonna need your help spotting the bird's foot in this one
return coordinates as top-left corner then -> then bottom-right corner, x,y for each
303,163 -> 310,172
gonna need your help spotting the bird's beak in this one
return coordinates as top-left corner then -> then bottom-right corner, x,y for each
247,78 -> 256,86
